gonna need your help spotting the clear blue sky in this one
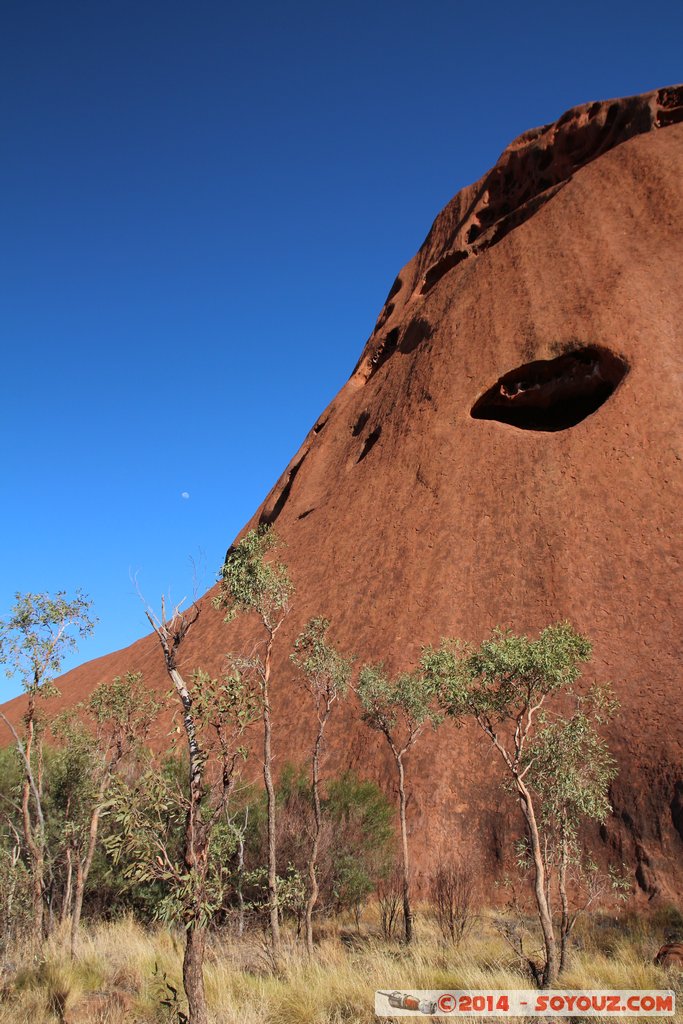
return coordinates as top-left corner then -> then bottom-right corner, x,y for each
1,0 -> 680,699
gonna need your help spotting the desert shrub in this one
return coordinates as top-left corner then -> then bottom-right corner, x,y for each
241,766 -> 395,929
429,855 -> 477,945
85,755 -> 186,924
377,867 -> 403,940
0,845 -> 32,955
0,749 -> 32,953
324,771 -> 395,927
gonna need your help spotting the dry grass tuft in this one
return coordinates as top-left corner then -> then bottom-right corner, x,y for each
0,910 -> 680,1023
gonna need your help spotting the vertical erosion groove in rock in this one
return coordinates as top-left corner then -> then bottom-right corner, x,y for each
470,347 -> 629,432
259,450 -> 309,526
368,328 -> 400,377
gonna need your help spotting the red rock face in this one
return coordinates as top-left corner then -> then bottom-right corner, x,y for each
654,943 -> 683,968
3,85 -> 682,898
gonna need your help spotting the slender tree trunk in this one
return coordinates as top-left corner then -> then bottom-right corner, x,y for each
396,754 -> 413,944
2,695 -> 49,943
517,778 -> 556,987
37,736 -> 55,940
148,611 -> 210,1021
543,837 -> 552,910
21,699 -> 45,942
236,808 -> 247,938
69,861 -> 85,957
558,831 -> 570,975
180,809 -> 209,1024
183,922 -> 208,1024
61,847 -> 73,929
175,672 -> 211,1019
5,845 -> 21,945
305,710 -> 327,955
71,781 -> 108,957
25,818 -> 44,940
262,632 -> 281,963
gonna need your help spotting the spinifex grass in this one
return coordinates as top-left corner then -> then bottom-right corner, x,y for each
0,911 -> 680,1023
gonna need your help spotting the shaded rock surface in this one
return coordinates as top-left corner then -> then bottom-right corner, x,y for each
3,85 -> 682,897
655,943 -> 683,968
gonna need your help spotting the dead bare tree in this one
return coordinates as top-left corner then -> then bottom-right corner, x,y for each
125,585 -> 259,1024
143,594 -> 209,1024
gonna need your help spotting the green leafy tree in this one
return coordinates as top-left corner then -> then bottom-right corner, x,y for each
326,772 -> 395,926
215,525 -> 293,964
48,722 -> 95,927
241,767 -> 394,934
525,685 -> 623,971
0,591 -> 96,942
52,672 -> 159,957
291,618 -> 353,954
422,621 -> 594,987
356,664 -> 440,943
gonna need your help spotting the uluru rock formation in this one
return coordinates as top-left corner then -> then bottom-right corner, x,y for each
4,85 -> 683,898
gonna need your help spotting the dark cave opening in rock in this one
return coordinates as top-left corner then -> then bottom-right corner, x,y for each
470,346 -> 629,431
357,426 -> 382,462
